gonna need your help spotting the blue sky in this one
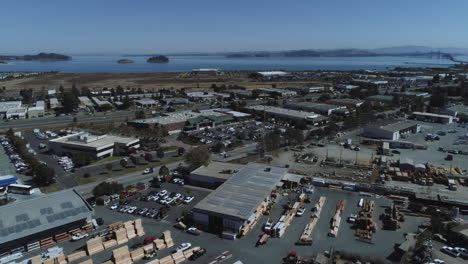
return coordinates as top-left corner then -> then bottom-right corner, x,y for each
1,0 -> 468,54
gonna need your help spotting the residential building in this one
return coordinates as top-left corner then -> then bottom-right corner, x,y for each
49,132 -> 140,159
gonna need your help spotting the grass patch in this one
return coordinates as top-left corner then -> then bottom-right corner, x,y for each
40,184 -> 64,193
160,146 -> 178,152
90,156 -> 125,166
74,155 -> 185,185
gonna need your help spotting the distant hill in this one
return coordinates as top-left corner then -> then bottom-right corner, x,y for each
147,55 -> 169,63
117,59 -> 134,64
0,52 -> 71,61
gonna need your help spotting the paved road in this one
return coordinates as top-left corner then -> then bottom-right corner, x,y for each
0,112 -> 134,130
213,143 -> 257,162
74,162 -> 181,197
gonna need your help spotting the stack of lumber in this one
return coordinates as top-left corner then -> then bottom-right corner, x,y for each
159,255 -> 174,264
153,239 -> 166,250
82,223 -> 94,233
115,228 -> 129,245
328,200 -> 346,237
108,222 -> 124,231
30,255 -> 42,264
134,219 -> 145,237
86,237 -> 104,256
112,246 -> 132,264
68,228 -> 82,236
40,237 -> 56,249
53,253 -> 67,264
142,244 -> 154,254
44,259 -> 55,264
103,239 -> 118,249
297,196 -> 326,245
54,232 -> 72,243
354,200 -> 376,241
78,259 -> 93,264
183,247 -> 200,259
240,200 -> 268,235
271,198 -> 303,238
171,251 -> 185,264
102,261 -> 114,264
162,231 -> 174,248
66,250 -> 87,262
130,248 -> 144,262
146,259 -> 160,264
125,221 -> 137,240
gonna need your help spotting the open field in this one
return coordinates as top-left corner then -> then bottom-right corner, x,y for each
0,72 -> 330,94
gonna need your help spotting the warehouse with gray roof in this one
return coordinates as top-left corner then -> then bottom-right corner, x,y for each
192,163 -> 288,235
0,189 -> 94,255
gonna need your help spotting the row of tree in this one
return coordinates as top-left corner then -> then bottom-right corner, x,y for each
6,129 -> 56,186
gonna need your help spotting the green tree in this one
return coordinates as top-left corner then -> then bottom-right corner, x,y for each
34,163 -> 56,186
159,165 -> 170,177
72,153 -> 92,167
92,182 -> 124,197
185,146 -> 211,168
100,104 -> 113,112
135,110 -> 146,119
62,92 -> 79,113
177,147 -> 185,156
157,148 -> 165,159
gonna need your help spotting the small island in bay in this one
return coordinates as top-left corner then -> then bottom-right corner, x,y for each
117,59 -> 134,64
147,55 -> 169,63
0,52 -> 71,61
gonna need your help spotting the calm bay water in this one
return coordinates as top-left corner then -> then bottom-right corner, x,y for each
0,55 -> 457,73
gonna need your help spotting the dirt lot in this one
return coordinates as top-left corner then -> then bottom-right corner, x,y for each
0,72 -> 329,94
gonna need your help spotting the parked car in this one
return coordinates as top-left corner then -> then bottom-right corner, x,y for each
110,204 -> 118,210
187,227 -> 201,236
72,233 -> 89,241
183,196 -> 194,204
175,242 -> 191,252
296,208 -> 306,216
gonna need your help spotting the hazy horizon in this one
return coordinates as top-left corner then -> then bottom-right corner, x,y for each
1,0 -> 468,54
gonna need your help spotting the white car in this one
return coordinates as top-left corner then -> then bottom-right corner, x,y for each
110,204 -> 118,210
184,196 -> 194,204
296,208 -> 306,216
187,227 -> 201,236
72,233 -> 89,241
143,168 -> 151,174
127,207 -> 137,214
264,220 -> 273,232
175,242 -> 192,252
158,190 -> 168,197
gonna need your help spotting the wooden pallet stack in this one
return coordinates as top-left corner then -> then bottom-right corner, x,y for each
112,245 -> 132,264
115,228 -> 129,245
354,200 -> 376,241
82,223 -> 94,233
159,255 -> 174,264
328,200 -> 346,237
53,253 -> 67,264
124,221 -> 137,240
297,196 -> 326,245
153,239 -> 166,250
134,219 -> 145,237
171,251 -> 185,264
66,250 -> 87,262
103,239 -> 118,249
27,241 -> 41,252
68,228 -> 82,236
40,237 -> 56,249
162,231 -> 174,248
130,248 -> 144,262
86,237 -> 104,256
54,232 -> 72,243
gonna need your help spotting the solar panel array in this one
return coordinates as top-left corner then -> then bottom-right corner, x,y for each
60,201 -> 74,209
46,206 -> 88,223
40,207 -> 54,215
0,219 -> 40,238
15,214 -> 30,222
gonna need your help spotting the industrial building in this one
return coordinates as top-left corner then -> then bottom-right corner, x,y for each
328,98 -> 364,108
366,95 -> 394,103
0,189 -> 94,255
49,132 -> 140,159
134,98 -> 158,108
190,161 -> 244,189
284,102 -> 348,116
192,163 -> 288,235
256,88 -> 297,97
363,121 -> 420,140
78,96 -> 93,108
407,112 -> 454,124
127,109 -> 235,134
245,105 -> 327,125
0,101 -> 22,116
286,86 -> 325,94
5,107 -> 27,119
27,101 -> 45,118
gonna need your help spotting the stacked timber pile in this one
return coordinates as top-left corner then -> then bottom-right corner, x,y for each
53,253 -> 67,264
241,200 -> 268,235
354,200 -> 376,241
115,228 -> 129,245
86,237 -> 105,255
40,237 -> 56,249
297,196 -> 326,245
328,199 -> 346,237
134,218 -> 145,237
54,232 -> 72,243
271,197 -> 304,238
381,203 -> 404,230
78,260 -> 93,264
125,221 -> 137,240
162,231 -> 174,248
66,251 -> 87,262
112,245 -> 132,264
130,248 -> 145,262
